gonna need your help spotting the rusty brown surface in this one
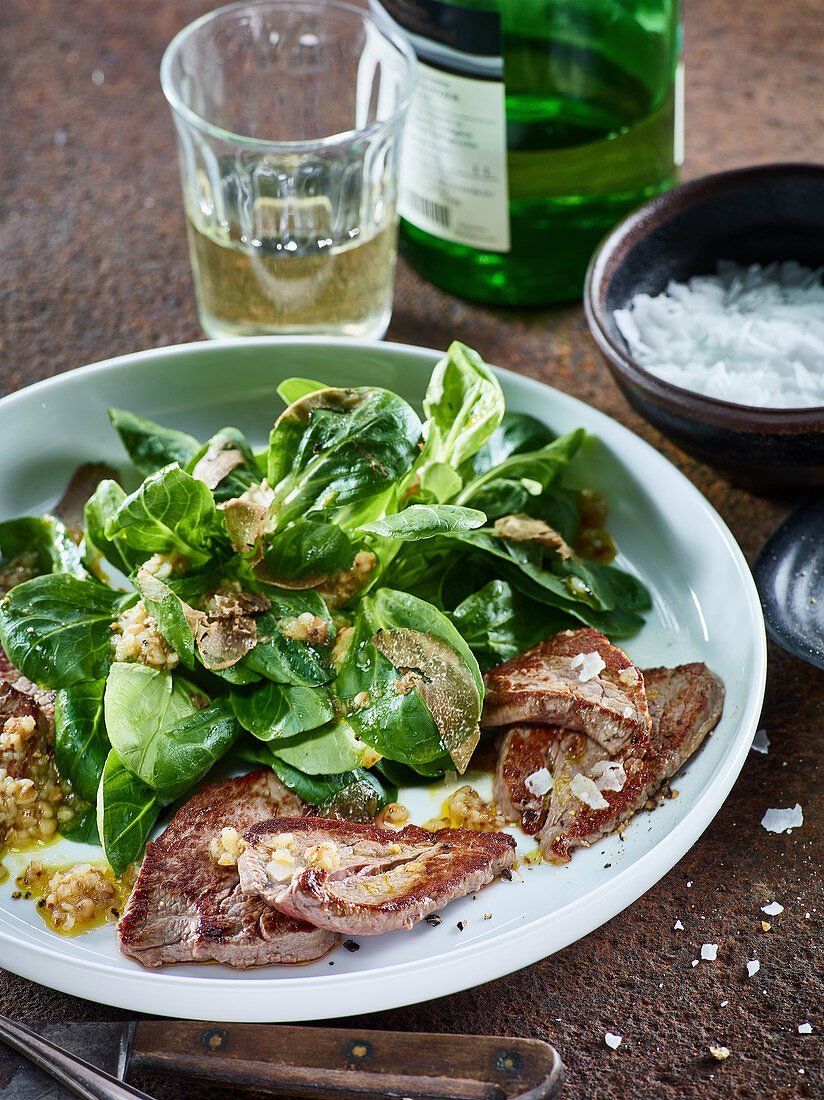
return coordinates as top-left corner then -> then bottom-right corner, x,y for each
0,0 -> 822,1097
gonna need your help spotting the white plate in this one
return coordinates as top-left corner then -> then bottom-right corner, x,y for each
0,338 -> 766,1021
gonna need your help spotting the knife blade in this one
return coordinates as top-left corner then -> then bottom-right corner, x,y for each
2,1020 -> 564,1100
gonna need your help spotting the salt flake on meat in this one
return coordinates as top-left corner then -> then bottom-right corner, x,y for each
569,773 -> 609,810
570,651 -> 606,682
701,943 -> 718,960
524,767 -> 553,797
761,901 -> 784,916
590,761 -> 627,792
746,960 -> 760,977
798,1023 -> 813,1034
761,804 -> 803,833
604,1032 -> 622,1049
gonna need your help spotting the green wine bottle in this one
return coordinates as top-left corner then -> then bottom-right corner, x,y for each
373,0 -> 682,305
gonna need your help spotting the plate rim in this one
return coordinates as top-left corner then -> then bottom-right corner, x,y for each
0,337 -> 767,1020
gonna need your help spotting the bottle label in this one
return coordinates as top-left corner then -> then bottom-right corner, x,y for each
374,0 -> 510,253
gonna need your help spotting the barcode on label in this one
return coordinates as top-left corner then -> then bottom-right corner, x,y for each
402,189 -> 451,229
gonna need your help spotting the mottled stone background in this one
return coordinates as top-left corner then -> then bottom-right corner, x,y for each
0,1 -> 822,1096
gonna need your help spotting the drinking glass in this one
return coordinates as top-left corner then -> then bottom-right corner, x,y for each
161,0 -> 416,339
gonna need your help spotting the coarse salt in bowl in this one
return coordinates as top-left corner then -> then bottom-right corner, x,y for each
584,163 -> 824,491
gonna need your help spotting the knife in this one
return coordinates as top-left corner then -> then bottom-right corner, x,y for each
0,1018 -> 564,1100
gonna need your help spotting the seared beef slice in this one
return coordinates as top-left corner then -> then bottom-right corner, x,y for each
494,724 -> 610,839
238,819 -> 517,935
493,724 -> 558,834
118,771 -> 339,968
482,628 -> 650,755
541,662 -> 724,861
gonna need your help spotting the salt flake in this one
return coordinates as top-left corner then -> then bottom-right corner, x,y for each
746,960 -> 760,977
569,773 -> 609,810
524,767 -> 553,797
604,1032 -> 622,1050
674,919 -> 684,931
570,650 -> 606,682
590,760 -> 627,792
798,1023 -> 813,1035
613,261 -> 824,410
761,901 -> 784,916
701,943 -> 719,960
751,728 -> 770,754
761,804 -> 803,833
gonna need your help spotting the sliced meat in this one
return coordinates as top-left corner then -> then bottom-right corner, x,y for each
0,646 -> 55,731
540,663 -> 724,862
238,818 -> 516,935
0,682 -> 51,779
482,628 -> 650,755
540,732 -> 610,848
118,771 -> 339,968
493,724 -> 557,834
494,723 -> 611,843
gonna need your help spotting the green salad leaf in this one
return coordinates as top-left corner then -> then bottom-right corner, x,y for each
235,741 -> 397,821
84,480 -> 142,576
97,749 -> 161,876
54,678 -> 110,802
421,342 -> 505,474
104,663 -> 239,804
272,718 -> 368,774
357,505 -> 486,541
0,516 -> 84,584
230,680 -> 334,741
0,574 -> 130,688
268,387 -> 422,528
450,579 -> 572,670
104,465 -> 227,567
108,408 -> 200,477
261,519 -> 358,582
276,378 -> 325,404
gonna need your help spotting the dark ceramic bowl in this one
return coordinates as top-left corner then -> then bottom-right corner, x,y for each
584,163 -> 824,492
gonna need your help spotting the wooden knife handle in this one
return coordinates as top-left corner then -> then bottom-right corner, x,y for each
130,1022 -> 564,1100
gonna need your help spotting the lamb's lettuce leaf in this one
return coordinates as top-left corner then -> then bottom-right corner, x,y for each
334,588 -> 482,774
108,408 -> 200,477
59,804 -> 100,846
103,465 -> 227,568
0,516 -> 84,584
104,663 -> 239,804
421,342 -> 505,474
241,590 -> 335,686
262,519 -> 358,582
271,718 -> 369,774
276,377 -> 325,404
230,680 -> 333,741
450,579 -> 571,670
467,410 -> 557,477
267,387 -> 422,529
84,480 -> 144,576
97,749 -> 161,876
54,678 -> 110,802
456,428 -> 586,510
0,574 -> 132,688
357,505 -> 486,542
